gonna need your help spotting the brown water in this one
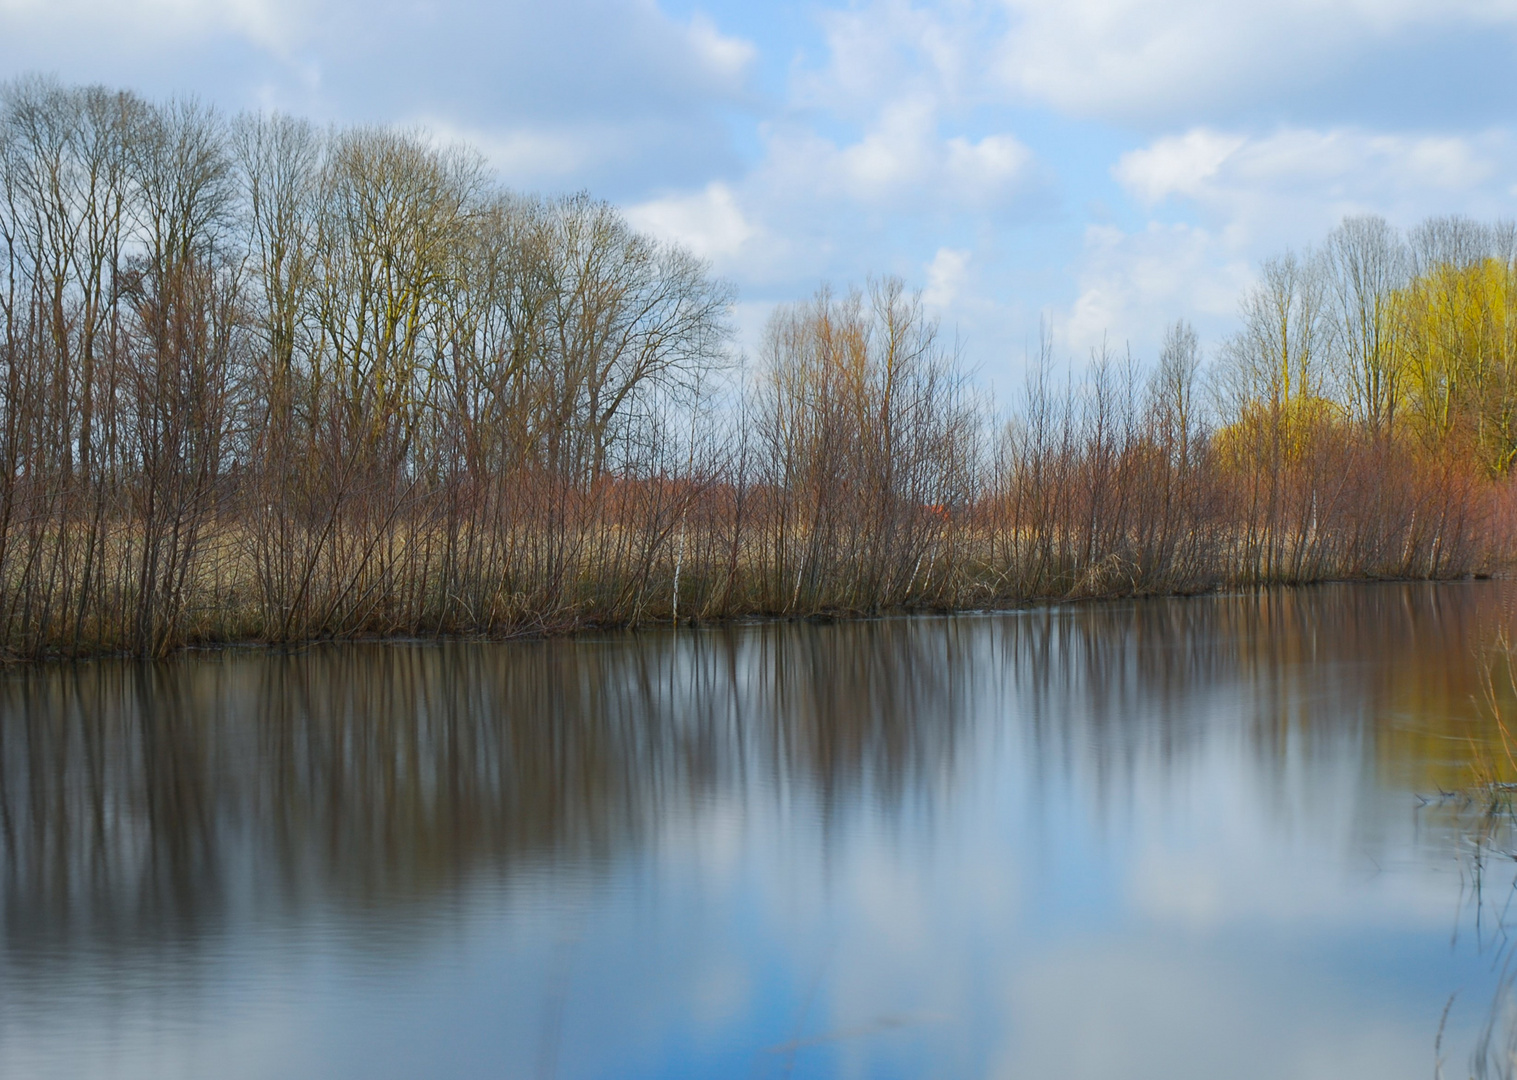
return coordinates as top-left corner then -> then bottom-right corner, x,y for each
0,583 -> 1513,1079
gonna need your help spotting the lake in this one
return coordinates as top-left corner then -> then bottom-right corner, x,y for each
0,583 -> 1513,1079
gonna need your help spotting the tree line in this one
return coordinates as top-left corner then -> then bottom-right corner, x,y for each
0,76 -> 1509,659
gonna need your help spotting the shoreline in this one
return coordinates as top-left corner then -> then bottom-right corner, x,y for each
9,573 -> 1499,670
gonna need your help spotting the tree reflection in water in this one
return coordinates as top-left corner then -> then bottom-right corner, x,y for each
0,618 -> 978,964
0,583 -> 1511,1078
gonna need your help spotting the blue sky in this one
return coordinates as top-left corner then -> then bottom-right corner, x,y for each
4,0 -> 1517,394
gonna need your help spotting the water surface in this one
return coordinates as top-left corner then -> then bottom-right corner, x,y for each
1,584 -> 1513,1079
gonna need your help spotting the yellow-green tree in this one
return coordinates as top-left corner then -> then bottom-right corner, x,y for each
1394,256 -> 1517,475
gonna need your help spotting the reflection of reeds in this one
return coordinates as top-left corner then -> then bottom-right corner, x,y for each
1439,631 -> 1517,1080
1463,634 -> 1517,816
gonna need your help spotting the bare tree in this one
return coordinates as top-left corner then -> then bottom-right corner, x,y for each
1219,250 -> 1333,419
1323,215 -> 1409,436
1152,318 -> 1201,467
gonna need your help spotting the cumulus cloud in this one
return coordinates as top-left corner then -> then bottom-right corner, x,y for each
757,103 -> 1037,215
684,13 -> 757,87
1062,223 -> 1252,359
793,0 -> 988,117
924,248 -> 972,309
417,119 -> 621,187
0,0 -> 758,197
1051,122 -> 1517,363
1115,130 -> 1251,206
1113,126 -> 1515,249
626,183 -> 758,263
996,0 -> 1517,123
771,0 -> 1517,129
1119,127 -> 1502,208
0,0 -> 299,52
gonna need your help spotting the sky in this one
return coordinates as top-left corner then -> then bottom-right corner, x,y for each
4,0 -> 1517,395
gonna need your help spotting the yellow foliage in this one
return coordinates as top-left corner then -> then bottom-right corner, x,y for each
1393,257 -> 1517,476
1213,394 -> 1340,472
1226,255 -> 1517,477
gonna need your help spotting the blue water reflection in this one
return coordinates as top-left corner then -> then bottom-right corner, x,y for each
0,583 -> 1510,1079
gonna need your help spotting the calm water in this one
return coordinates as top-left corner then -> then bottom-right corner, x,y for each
2,584 -> 1515,1079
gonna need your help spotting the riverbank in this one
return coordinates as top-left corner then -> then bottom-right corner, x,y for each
3,536 -> 1504,665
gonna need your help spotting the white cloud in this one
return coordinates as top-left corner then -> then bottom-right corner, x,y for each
0,0 -> 760,200
1051,123 -> 1517,365
945,134 -> 1033,202
0,0 -> 299,52
923,247 -> 971,309
767,0 -> 1517,132
626,182 -> 758,262
761,103 -> 1036,212
684,13 -> 756,88
793,1 -> 984,118
1119,127 -> 1501,208
1113,126 -> 1514,250
996,0 -> 1517,121
418,119 -> 620,184
1063,223 -> 1251,359
1115,130 -> 1249,206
